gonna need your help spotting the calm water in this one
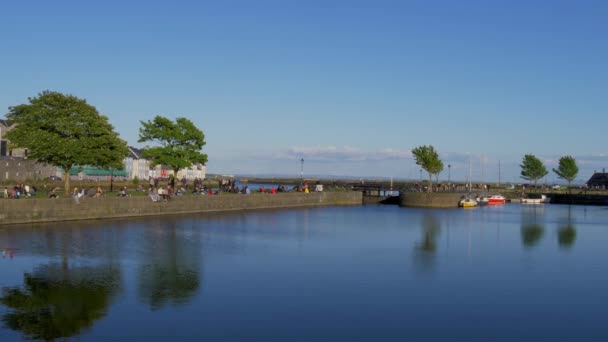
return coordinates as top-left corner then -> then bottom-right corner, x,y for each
1,204 -> 607,341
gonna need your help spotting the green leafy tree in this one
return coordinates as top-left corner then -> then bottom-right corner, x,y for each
4,91 -> 129,195
138,116 -> 208,177
552,155 -> 578,192
520,154 -> 548,190
411,145 -> 444,192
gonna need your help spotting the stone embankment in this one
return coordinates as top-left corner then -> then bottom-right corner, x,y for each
0,192 -> 362,225
399,192 -> 464,208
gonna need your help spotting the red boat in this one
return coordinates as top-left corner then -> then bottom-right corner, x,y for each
486,195 -> 506,205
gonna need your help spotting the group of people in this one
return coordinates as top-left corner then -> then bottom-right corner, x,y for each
3,184 -> 37,199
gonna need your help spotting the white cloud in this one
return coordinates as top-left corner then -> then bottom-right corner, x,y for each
279,146 -> 412,162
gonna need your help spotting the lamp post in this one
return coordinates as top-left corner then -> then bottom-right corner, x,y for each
300,158 -> 304,183
448,164 -> 451,184
419,168 -> 422,181
110,167 -> 114,192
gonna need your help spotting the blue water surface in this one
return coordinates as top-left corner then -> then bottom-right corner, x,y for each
0,204 -> 607,341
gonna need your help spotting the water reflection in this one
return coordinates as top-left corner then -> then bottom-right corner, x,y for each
414,213 -> 441,271
558,206 -> 577,248
137,220 -> 203,310
520,206 -> 545,248
1,263 -> 120,341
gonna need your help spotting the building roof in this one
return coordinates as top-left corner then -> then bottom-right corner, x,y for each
0,119 -> 13,128
69,166 -> 129,176
586,172 -> 608,185
128,146 -> 145,159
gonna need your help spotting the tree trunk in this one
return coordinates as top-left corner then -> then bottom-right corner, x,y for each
534,178 -> 538,192
64,167 -> 71,197
428,173 -> 433,193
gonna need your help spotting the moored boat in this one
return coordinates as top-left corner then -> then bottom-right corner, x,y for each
459,197 -> 478,208
521,194 -> 549,204
487,195 -> 506,205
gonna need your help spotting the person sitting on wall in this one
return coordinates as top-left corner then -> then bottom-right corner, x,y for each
149,187 -> 159,202
118,187 -> 128,197
48,187 -> 59,198
95,186 -> 104,198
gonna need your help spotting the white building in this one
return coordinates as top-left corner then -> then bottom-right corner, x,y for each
148,163 -> 206,180
123,146 -> 150,180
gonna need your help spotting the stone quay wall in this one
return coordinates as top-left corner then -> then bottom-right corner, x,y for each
550,194 -> 608,206
0,192 -> 363,225
399,192 -> 464,208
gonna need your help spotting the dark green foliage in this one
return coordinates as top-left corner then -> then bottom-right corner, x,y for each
138,116 -> 208,175
552,156 -> 578,190
411,145 -> 444,192
520,154 -> 548,189
5,91 -> 129,194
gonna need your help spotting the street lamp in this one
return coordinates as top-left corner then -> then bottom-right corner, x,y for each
110,167 -> 114,192
419,168 -> 422,181
300,158 -> 304,183
448,164 -> 451,184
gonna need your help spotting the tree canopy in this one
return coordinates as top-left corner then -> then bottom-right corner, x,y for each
552,155 -> 578,189
138,116 -> 208,175
520,154 -> 548,189
411,145 -> 444,192
4,91 -> 128,194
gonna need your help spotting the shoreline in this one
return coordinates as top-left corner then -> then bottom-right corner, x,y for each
0,192 -> 363,226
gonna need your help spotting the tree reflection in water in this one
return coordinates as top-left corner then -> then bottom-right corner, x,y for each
414,213 -> 441,271
558,206 -> 577,248
558,225 -> 576,247
0,263 -> 120,341
521,224 -> 544,247
137,221 -> 202,310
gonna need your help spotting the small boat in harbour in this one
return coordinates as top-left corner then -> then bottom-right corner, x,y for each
487,195 -> 506,205
459,197 -> 478,208
521,194 -> 550,204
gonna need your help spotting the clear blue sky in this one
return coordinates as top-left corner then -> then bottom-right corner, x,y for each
1,0 -> 607,183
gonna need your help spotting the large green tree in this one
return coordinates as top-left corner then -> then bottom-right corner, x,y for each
411,145 -> 444,192
138,116 -> 208,177
5,91 -> 128,195
552,155 -> 578,191
520,154 -> 548,190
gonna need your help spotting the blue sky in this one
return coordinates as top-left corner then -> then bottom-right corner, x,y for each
1,0 -> 607,183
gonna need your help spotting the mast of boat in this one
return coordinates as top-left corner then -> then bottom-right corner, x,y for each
498,160 -> 501,188
468,153 -> 472,193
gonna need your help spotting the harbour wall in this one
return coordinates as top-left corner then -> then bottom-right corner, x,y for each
0,192 -> 363,225
399,192 -> 464,208
550,194 -> 608,206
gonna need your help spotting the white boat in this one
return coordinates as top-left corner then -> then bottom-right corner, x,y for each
521,194 -> 550,204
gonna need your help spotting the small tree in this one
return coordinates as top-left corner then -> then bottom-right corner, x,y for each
412,145 -> 444,192
4,91 -> 128,195
133,176 -> 140,186
520,154 -> 548,190
552,155 -> 578,192
138,116 -> 208,177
